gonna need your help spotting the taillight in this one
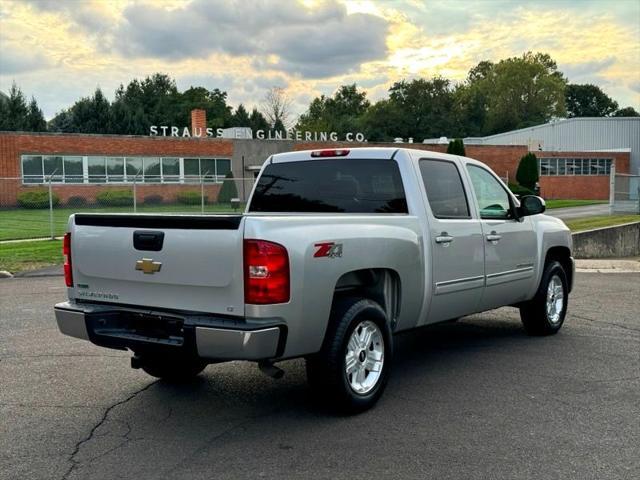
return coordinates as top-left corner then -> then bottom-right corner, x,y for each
244,239 -> 289,304
310,149 -> 350,157
63,232 -> 73,287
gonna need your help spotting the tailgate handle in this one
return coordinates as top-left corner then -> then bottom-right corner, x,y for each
133,231 -> 164,251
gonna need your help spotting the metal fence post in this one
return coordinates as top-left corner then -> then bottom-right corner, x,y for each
48,168 -> 59,240
133,177 -> 137,213
609,163 -> 615,215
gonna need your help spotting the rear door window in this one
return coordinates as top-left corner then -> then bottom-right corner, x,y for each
249,159 -> 408,213
419,159 -> 470,219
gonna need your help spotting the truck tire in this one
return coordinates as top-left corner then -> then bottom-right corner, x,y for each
306,297 -> 393,413
520,260 -> 568,336
138,354 -> 207,382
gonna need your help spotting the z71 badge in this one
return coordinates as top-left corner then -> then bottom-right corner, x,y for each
314,242 -> 343,258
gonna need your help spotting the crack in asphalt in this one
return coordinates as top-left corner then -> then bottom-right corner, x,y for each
59,380 -> 158,480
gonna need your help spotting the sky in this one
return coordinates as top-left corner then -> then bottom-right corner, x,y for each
0,0 -> 639,121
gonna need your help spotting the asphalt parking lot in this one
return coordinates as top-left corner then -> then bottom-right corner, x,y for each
1,273 -> 639,480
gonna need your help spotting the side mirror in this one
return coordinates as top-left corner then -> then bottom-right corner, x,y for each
518,195 -> 546,217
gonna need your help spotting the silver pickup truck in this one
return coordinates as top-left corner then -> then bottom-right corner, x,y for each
55,147 -> 574,412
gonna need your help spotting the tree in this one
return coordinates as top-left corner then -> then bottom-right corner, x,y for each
48,109 -> 74,133
232,104 -> 251,126
0,82 -> 29,130
26,97 -> 47,131
447,139 -> 466,156
360,99 -> 403,142
0,83 -> 47,132
516,152 -> 539,191
296,84 -> 370,136
566,84 -> 618,117
613,106 -> 640,117
218,171 -> 238,204
248,108 -> 270,134
272,118 -> 286,137
179,86 -> 231,128
386,77 -> 456,141
461,53 -> 567,135
261,87 -> 292,128
59,88 -> 111,134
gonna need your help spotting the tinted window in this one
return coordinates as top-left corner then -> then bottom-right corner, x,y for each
466,165 -> 511,219
249,159 -> 408,213
419,159 -> 470,219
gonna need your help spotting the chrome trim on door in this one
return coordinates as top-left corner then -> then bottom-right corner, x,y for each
486,266 -> 534,286
435,275 -> 485,295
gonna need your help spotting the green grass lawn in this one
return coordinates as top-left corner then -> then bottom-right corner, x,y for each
545,199 -> 608,209
0,239 -> 62,273
1,214 -> 637,274
0,203 -> 242,241
563,215 -> 639,232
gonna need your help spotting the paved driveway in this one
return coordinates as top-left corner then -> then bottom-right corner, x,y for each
547,203 -> 610,219
1,274 -> 639,480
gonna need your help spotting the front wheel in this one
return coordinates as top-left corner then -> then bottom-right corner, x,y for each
306,297 -> 393,413
520,260 -> 569,336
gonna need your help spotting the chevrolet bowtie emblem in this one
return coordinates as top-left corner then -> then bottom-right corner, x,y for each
135,258 -> 162,274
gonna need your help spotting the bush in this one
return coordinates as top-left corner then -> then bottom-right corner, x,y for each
177,191 -> 207,205
217,171 -> 238,204
66,196 -> 87,207
446,138 -> 466,156
508,182 -> 534,197
95,189 -> 133,207
143,194 -> 163,205
17,190 -> 60,209
516,152 -> 539,191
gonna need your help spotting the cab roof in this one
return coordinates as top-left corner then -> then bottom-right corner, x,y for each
271,147 -> 474,164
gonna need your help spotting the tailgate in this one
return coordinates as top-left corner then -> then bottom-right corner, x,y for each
70,214 -> 245,315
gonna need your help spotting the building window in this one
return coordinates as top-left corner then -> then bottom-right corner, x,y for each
161,158 -> 180,183
21,155 -> 232,184
183,158 -> 230,183
22,155 -> 44,183
88,157 -> 106,183
64,156 -> 83,183
106,157 -> 125,182
539,158 -> 612,176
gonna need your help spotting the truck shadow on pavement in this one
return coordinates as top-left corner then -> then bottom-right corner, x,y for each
64,311 -> 550,477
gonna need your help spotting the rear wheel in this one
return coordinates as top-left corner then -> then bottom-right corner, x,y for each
137,354 -> 207,382
306,297 -> 392,413
520,260 -> 568,336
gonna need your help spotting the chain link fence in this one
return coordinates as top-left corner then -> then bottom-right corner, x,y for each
611,173 -> 640,214
0,176 -> 256,241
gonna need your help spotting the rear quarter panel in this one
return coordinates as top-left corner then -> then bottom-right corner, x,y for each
243,214 -> 423,358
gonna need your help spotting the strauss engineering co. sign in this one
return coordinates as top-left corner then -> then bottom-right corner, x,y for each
149,125 -> 367,142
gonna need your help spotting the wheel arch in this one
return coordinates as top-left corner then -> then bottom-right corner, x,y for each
544,246 -> 574,292
331,268 -> 401,330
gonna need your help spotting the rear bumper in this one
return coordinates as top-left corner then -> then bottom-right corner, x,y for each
54,301 -> 285,361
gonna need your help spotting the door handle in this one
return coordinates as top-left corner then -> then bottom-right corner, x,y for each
486,231 -> 502,243
435,232 -> 454,245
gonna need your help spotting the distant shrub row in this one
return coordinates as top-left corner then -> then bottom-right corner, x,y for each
17,190 -> 170,209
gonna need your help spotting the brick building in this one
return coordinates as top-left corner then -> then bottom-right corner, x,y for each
0,109 -> 630,206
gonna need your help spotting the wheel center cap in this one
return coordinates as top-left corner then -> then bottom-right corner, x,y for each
358,350 -> 366,362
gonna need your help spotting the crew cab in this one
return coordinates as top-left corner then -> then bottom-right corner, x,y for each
54,148 -> 574,412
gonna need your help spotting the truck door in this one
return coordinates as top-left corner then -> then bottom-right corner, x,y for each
464,164 -> 537,310
418,159 -> 485,323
